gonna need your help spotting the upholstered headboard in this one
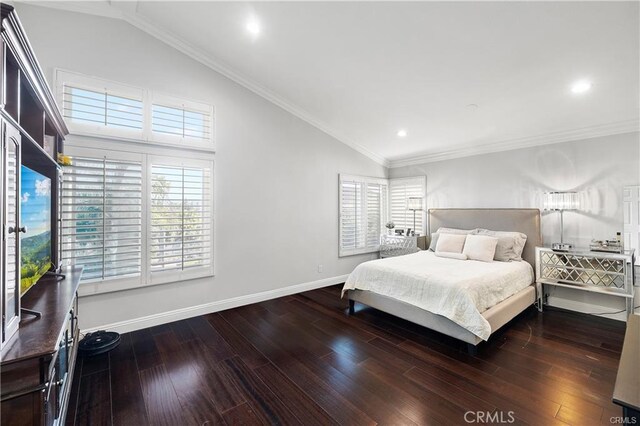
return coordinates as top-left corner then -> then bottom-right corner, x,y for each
428,208 -> 542,268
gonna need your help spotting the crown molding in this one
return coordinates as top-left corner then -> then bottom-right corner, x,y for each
388,119 -> 640,169
17,1 -> 389,167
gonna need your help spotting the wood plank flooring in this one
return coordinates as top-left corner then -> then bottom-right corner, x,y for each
66,285 -> 626,425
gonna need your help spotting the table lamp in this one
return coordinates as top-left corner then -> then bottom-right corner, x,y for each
543,191 -> 579,250
407,197 -> 423,236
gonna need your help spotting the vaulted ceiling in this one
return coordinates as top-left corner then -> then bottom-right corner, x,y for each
23,1 -> 640,166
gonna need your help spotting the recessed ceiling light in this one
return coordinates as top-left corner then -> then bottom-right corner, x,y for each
397,129 -> 408,138
571,80 -> 592,94
246,18 -> 261,36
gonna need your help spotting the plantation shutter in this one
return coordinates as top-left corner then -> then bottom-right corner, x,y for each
389,176 -> 426,236
62,84 -> 144,135
339,175 -> 388,256
61,156 -> 143,281
340,178 -> 365,253
151,104 -> 212,142
367,182 -> 387,248
150,163 -> 213,276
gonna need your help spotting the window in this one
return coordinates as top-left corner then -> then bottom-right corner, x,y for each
389,176 -> 427,236
60,148 -> 215,292
339,174 -> 388,256
150,162 -> 213,281
63,87 -> 143,131
151,94 -> 213,146
56,70 -> 214,149
61,156 -> 143,282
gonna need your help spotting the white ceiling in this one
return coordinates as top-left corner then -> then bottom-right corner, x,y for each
24,1 -> 640,166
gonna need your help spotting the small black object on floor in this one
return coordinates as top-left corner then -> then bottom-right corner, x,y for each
78,330 -> 120,357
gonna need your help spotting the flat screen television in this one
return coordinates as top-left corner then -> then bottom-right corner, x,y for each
20,165 -> 52,296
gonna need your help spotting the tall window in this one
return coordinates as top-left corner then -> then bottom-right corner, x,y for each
61,150 -> 214,290
61,156 -> 143,281
389,176 -> 427,236
150,163 -> 213,276
339,174 -> 388,256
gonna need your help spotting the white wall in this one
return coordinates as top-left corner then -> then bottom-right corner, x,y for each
391,132 -> 640,320
15,4 -> 386,331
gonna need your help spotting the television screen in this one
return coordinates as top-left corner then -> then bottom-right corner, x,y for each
20,165 -> 52,296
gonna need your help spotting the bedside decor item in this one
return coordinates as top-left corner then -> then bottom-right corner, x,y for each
543,191 -> 579,250
385,221 -> 395,235
407,197 -> 423,236
590,238 -> 624,253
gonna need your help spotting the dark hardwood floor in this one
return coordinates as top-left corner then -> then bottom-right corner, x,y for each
66,285 -> 626,426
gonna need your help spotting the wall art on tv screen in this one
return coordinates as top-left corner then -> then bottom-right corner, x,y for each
20,165 -> 52,295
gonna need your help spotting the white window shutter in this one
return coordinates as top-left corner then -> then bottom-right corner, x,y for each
340,179 -> 365,253
152,104 -> 212,142
62,86 -> 144,131
150,164 -> 213,274
339,175 -> 388,256
61,157 -> 143,281
389,176 -> 426,236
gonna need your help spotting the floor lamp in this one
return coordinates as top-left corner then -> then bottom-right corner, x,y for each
407,197 -> 423,236
543,191 -> 579,250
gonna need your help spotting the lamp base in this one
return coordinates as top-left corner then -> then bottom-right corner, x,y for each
551,242 -> 573,251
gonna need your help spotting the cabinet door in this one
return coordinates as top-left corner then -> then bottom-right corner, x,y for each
3,120 -> 21,346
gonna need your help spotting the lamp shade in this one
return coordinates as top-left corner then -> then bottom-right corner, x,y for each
543,192 -> 579,211
407,197 -> 423,211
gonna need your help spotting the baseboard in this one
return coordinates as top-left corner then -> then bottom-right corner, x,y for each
82,274 -> 349,335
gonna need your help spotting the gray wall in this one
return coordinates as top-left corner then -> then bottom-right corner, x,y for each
15,4 -> 386,330
391,132 -> 640,319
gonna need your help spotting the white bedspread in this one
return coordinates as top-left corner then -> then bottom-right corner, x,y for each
342,251 -> 534,340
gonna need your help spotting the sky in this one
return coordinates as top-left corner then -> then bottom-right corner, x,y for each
21,166 -> 51,237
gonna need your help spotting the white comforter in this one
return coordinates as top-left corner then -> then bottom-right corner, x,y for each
342,251 -> 534,340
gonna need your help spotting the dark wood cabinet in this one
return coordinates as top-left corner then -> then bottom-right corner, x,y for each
1,267 -> 82,426
1,5 -> 76,426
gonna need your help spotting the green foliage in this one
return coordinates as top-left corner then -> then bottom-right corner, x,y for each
20,231 -> 51,294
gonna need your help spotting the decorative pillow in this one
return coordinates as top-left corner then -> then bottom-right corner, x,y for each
462,234 -> 498,262
475,229 -> 528,261
435,251 -> 468,260
435,233 -> 467,254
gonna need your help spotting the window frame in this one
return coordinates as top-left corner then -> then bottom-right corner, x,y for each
57,70 -> 145,141
338,174 -> 389,257
149,92 -> 215,151
63,139 -> 215,297
55,69 -> 216,152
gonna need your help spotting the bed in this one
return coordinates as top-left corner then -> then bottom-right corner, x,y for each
343,208 -> 542,353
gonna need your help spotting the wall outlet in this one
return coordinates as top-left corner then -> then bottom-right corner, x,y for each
317,264 -> 323,273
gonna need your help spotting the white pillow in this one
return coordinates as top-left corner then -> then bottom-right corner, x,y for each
462,234 -> 498,262
475,229 -> 527,261
435,252 -> 468,260
435,233 -> 467,254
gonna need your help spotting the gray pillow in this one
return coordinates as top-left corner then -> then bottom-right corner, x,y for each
436,227 -> 476,235
475,229 -> 527,261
